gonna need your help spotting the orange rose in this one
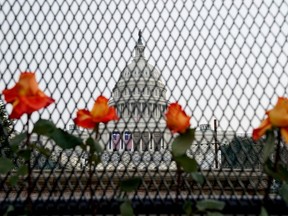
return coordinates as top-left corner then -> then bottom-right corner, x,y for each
74,96 -> 119,129
253,97 -> 288,143
2,72 -> 54,119
165,102 -> 191,134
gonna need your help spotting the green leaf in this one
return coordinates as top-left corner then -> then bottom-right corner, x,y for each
10,143 -> 19,153
207,212 -> 224,216
172,128 -> 195,157
120,177 -> 142,192
51,128 -> 82,149
191,172 -> 205,185
80,143 -> 87,151
17,149 -> 31,160
279,183 -> 288,205
10,133 -> 26,146
277,163 -> 288,182
196,200 -> 225,212
86,137 -> 103,154
174,155 -> 198,173
33,119 -> 56,136
8,175 -> 19,186
30,144 -> 51,158
120,201 -> 134,216
263,130 -> 275,162
0,157 -> 14,174
183,201 -> 193,216
88,154 -> 101,166
16,165 -> 28,176
3,205 -> 14,216
259,207 -> 269,216
264,160 -> 288,181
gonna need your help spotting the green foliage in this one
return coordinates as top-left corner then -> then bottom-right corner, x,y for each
33,119 -> 82,149
172,128 -> 195,157
10,133 -> 27,146
174,155 -> 198,173
120,201 -> 134,216
263,130 -> 275,162
196,200 -> 225,212
86,137 -> 103,154
279,183 -> 288,205
120,177 -> 142,192
183,201 -> 193,216
33,119 -> 56,136
206,212 -> 224,216
259,207 -> 269,216
0,100 -> 13,158
3,205 -> 14,216
191,172 -> 205,185
8,175 -> 19,186
171,128 -> 199,175
30,143 -> 51,158
0,157 -> 14,174
50,129 -> 82,149
264,159 -> 288,182
82,137 -> 103,166
16,165 -> 28,176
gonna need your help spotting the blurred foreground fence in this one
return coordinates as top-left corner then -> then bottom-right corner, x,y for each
1,0 -> 288,215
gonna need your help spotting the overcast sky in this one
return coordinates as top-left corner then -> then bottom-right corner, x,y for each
0,0 -> 288,133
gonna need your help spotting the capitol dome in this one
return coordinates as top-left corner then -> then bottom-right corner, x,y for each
109,30 -> 167,122
103,31 -> 170,154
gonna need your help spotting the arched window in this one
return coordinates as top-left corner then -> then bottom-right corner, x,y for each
154,88 -> 159,96
153,132 -> 162,151
134,68 -> 138,77
111,131 -> 121,151
124,131 -> 133,151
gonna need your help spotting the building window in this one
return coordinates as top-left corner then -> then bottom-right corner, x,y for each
124,131 -> 133,151
133,132 -> 141,151
134,68 -> 138,77
111,131 -> 121,151
144,69 -> 149,76
154,88 -> 159,96
142,132 -> 150,151
153,132 -> 162,151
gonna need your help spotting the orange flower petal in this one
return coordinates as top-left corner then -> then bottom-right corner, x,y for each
166,102 -> 190,134
3,72 -> 54,119
93,107 -> 119,123
91,96 -> 110,118
74,96 -> 119,129
252,118 -> 272,141
268,97 -> 288,127
280,127 -> 288,144
74,109 -> 96,129
18,72 -> 39,95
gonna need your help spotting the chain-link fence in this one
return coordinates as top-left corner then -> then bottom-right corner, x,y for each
1,0 -> 288,215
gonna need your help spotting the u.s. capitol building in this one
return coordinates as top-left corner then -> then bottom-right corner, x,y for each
65,31 -> 236,170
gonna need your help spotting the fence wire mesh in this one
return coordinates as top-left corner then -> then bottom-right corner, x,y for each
1,0 -> 288,215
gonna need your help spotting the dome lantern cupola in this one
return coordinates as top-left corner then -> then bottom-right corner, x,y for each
134,30 -> 145,59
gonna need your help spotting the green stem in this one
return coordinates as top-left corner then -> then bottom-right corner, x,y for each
176,164 -> 182,215
274,129 -> 281,171
25,114 -> 32,214
90,123 -> 99,216
264,129 -> 281,200
94,124 -> 99,141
